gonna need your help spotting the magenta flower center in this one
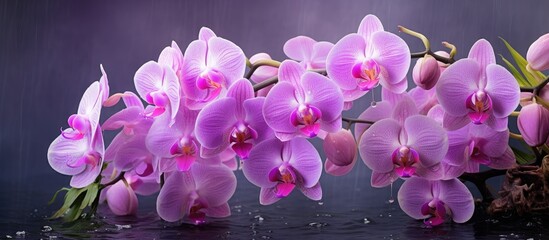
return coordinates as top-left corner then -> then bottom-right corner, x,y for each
421,200 -> 447,227
196,69 -> 225,102
290,104 -> 322,138
465,91 -> 492,124
229,123 -> 258,159
170,137 -> 198,171
391,146 -> 419,178
352,59 -> 381,91
61,114 -> 91,140
468,141 -> 491,165
145,90 -> 169,117
188,201 -> 207,225
269,165 -> 297,198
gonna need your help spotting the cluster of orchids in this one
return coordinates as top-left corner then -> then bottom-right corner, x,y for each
47,14 -> 549,227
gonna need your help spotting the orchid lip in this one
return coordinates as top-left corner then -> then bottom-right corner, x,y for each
189,202 -> 207,225
468,141 -> 491,165
269,165 -> 297,198
290,104 -> 322,138
352,59 -> 381,91
465,91 -> 492,124
421,200 -> 447,227
229,123 -> 258,159
196,69 -> 225,102
169,137 -> 198,171
391,146 -> 419,178
61,114 -> 91,140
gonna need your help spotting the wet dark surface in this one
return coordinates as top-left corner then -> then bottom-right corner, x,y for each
1,0 -> 549,239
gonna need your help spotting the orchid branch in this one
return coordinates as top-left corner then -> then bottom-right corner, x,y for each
341,117 -> 376,126
399,25 -> 456,64
459,169 -> 507,203
519,76 -> 549,95
245,59 -> 281,79
99,171 -> 125,190
252,69 -> 327,92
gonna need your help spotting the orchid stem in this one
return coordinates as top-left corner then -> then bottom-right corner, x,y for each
245,59 -> 281,79
510,111 -> 520,117
99,171 -> 125,190
341,117 -> 376,126
252,69 -> 327,92
459,169 -> 507,203
400,25 -> 455,64
509,132 -> 524,140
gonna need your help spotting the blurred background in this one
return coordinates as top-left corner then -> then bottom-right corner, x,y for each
1,0 -> 548,239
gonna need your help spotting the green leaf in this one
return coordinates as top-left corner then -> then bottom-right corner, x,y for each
81,184 -> 99,210
48,187 -> 70,205
499,54 -> 531,87
511,146 -> 535,165
500,37 -> 542,86
50,187 -> 86,219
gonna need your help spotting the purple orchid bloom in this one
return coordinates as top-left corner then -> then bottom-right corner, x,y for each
134,60 -> 181,126
157,163 -> 237,224
195,79 -> 274,159
398,177 -> 474,226
326,14 -> 410,104
445,124 -> 516,174
359,97 -> 448,187
242,138 -> 322,205
158,41 -> 184,81
181,27 -> 246,110
48,81 -> 105,188
436,39 -> 520,131
105,180 -> 139,216
146,101 -> 232,172
249,53 -> 278,97
323,129 -> 358,176
263,60 -> 343,141
284,36 -> 334,70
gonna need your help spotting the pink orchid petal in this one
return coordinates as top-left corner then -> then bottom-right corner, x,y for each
357,14 -> 384,41
441,161 -> 466,180
158,44 -> 183,73
299,182 -> 322,201
47,130 -> 88,175
391,95 -> 419,125
206,37 -> 246,85
182,40 -> 208,101
326,33 -> 367,90
204,203 -> 231,218
192,163 -> 237,207
156,171 -> 195,222
484,64 -> 520,118
442,113 -> 471,131
283,36 -> 316,62
242,139 -> 284,188
405,115 -> 448,168
484,115 -> 508,132
354,101 -> 392,142
175,155 -> 195,172
263,82 -> 300,134
415,163 -> 444,180
78,81 -> 102,138
278,60 -> 307,93
134,61 -> 163,102
471,125 -> 509,157
467,39 -> 496,79
286,138 -> 322,188
195,98 -> 237,149
102,106 -> 142,131
106,180 -> 138,216
444,127 -> 470,166
259,187 -> 282,205
371,170 -> 397,188
232,142 -> 253,159
359,118 -> 402,173
309,41 -> 334,69
436,59 -> 480,116
161,65 -> 181,126
324,157 -> 356,176
397,177 -> 433,219
301,72 -> 344,123
243,97 -> 274,143
70,161 -> 102,188
275,182 -> 295,198
114,135 -> 149,171
371,31 -> 410,85
487,147 -> 516,169
426,104 -> 445,125
436,179 -> 474,223
198,27 -> 217,42
226,79 -> 254,119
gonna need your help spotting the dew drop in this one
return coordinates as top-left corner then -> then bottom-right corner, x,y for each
387,183 -> 395,204
15,231 -> 25,236
363,218 -> 371,224
42,225 -> 53,232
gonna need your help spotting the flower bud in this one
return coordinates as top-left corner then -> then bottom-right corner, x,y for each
106,180 -> 138,216
518,103 -> 549,147
413,55 -> 441,90
323,129 -> 358,176
527,33 -> 549,71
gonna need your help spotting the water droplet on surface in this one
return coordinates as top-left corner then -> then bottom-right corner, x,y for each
363,218 -> 371,224
371,101 -> 377,107
42,225 -> 53,232
115,224 -> 131,230
318,201 -> 324,206
254,215 -> 264,222
5,235 -> 12,239
15,231 -> 25,236
308,222 -> 328,228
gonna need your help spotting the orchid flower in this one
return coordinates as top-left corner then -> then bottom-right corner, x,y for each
263,60 -> 343,141
445,124 -> 516,174
436,39 -> 520,131
134,60 -> 180,126
242,138 -> 322,205
359,97 -> 448,187
48,81 -> 105,188
249,53 -> 278,97
146,101 -> 233,172
195,79 -> 274,159
326,14 -> 410,105
283,36 -> 333,70
181,27 -> 246,110
398,177 -> 474,226
105,180 -> 139,216
157,163 -> 237,224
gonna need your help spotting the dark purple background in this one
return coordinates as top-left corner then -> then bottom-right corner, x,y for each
0,1 -> 548,236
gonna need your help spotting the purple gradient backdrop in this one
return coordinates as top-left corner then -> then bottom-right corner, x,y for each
0,0 -> 548,195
